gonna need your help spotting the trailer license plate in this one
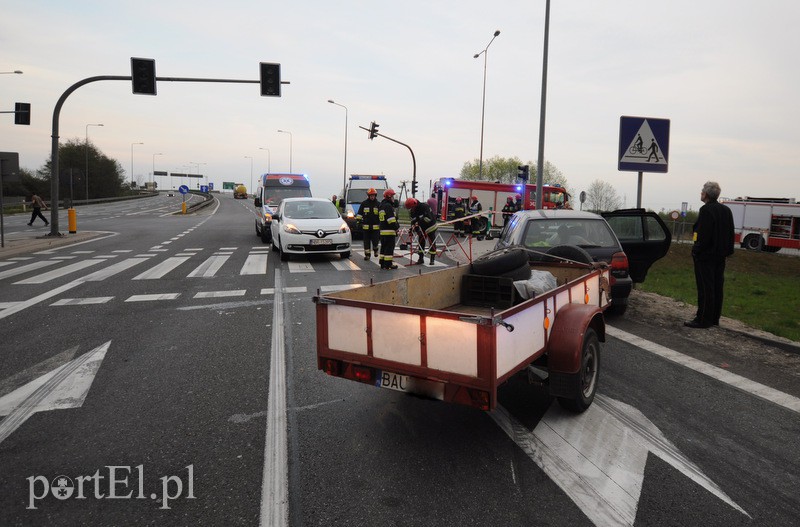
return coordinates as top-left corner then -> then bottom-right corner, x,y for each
376,371 -> 445,400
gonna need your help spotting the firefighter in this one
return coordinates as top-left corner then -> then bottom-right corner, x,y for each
469,195 -> 484,240
356,188 -> 381,260
378,189 -> 399,270
514,193 -> 523,211
404,198 -> 438,265
501,196 -> 516,227
452,197 -> 466,237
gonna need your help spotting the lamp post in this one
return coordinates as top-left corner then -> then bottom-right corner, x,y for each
535,1 -> 551,210
277,129 -> 293,172
85,123 -> 103,204
188,161 -> 205,190
327,99 -> 348,194
244,156 -> 253,192
474,29 -> 501,180
152,152 -> 164,188
259,147 -> 271,173
131,142 -> 143,189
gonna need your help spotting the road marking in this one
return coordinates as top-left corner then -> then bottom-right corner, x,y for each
331,259 -> 360,271
0,302 -> 21,309
260,269 -> 288,526
241,254 -> 269,275
194,290 -> 247,299
288,262 -> 314,273
51,256 -> 78,260
112,249 -> 132,253
260,287 -> 307,295
133,256 -> 190,280
82,257 -> 150,281
188,255 -> 230,277
220,247 -> 238,251
607,326 -> 800,414
0,260 -> 59,281
51,297 -> 113,306
126,293 -> 181,302
320,284 -> 363,292
14,259 -> 103,284
70,250 -> 95,254
492,396 -> 749,527
134,253 -> 158,258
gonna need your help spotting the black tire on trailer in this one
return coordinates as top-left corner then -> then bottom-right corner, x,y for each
498,262 -> 532,282
557,328 -> 600,413
543,244 -> 593,265
743,234 -> 763,251
471,246 -> 529,276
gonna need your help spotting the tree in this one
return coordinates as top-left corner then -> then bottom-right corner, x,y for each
584,179 -> 623,212
459,157 -> 573,197
37,138 -> 127,201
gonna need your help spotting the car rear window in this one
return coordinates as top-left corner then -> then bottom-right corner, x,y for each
521,219 -> 619,249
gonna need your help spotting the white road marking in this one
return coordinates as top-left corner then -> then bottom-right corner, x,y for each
82,257 -> 150,281
70,250 -> 95,254
288,262 -> 314,273
14,259 -> 103,284
607,326 -> 800,414
126,293 -> 181,302
241,254 -> 269,275
260,269 -> 288,526
220,247 -> 238,251
260,287 -> 307,295
134,253 -> 158,258
50,256 -> 78,260
0,302 -> 21,309
132,257 -> 190,280
187,255 -> 230,277
51,297 -> 113,306
193,290 -> 247,299
8,256 -> 34,260
112,250 -> 132,253
319,284 -> 363,292
0,260 -> 59,281
331,259 -> 360,271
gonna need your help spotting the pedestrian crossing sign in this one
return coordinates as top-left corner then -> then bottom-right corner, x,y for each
618,116 -> 670,173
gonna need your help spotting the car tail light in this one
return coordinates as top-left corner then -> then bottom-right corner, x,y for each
610,252 -> 628,271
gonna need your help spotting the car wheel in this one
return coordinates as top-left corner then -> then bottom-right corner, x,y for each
471,246 -> 529,276
260,224 -> 271,244
271,237 -> 279,252
557,328 -> 600,413
543,245 -> 593,265
607,301 -> 628,316
255,222 -> 260,237
742,234 -> 763,251
279,239 -> 289,262
341,251 -> 351,259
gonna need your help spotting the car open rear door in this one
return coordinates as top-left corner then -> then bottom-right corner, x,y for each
601,209 -> 671,283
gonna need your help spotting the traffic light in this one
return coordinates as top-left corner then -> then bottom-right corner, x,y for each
411,180 -> 418,196
14,102 -> 30,125
259,62 -> 281,97
517,165 -> 529,182
131,57 -> 157,95
368,121 -> 380,140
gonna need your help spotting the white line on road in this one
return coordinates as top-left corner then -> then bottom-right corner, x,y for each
188,255 -> 230,277
607,326 -> 800,414
51,297 -> 113,306
132,257 -> 190,280
260,287 -> 307,295
0,260 -> 59,281
193,290 -> 246,299
241,254 -> 269,275
13,259 -> 103,284
330,259 -> 361,271
126,293 -> 181,302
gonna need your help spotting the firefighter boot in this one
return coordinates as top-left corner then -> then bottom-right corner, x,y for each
429,253 -> 435,265
417,252 -> 424,265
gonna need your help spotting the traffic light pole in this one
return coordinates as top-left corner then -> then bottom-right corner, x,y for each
358,126 -> 417,198
47,74 -> 286,236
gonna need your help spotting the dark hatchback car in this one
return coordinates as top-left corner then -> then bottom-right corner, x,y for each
494,209 -> 671,315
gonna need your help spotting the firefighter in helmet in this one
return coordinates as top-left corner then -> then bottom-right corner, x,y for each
468,195 -> 484,240
404,198 -> 438,265
356,188 -> 381,260
452,197 -> 466,237
378,189 -> 399,269
501,196 -> 516,227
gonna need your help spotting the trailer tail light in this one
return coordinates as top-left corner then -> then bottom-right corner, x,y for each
352,366 -> 374,383
322,358 -> 340,377
468,389 -> 490,411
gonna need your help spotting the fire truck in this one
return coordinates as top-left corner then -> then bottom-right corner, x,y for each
433,178 -> 570,235
722,197 -> 800,252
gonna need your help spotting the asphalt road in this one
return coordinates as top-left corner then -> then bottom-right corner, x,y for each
0,193 -> 797,526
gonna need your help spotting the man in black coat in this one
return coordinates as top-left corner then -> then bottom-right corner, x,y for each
685,181 -> 735,329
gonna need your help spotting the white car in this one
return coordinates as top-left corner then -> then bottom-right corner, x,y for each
270,197 -> 351,261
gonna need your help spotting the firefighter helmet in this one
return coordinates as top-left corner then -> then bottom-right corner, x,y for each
404,198 -> 418,209
515,193 -> 522,199
455,197 -> 462,203
471,196 -> 478,201
383,189 -> 396,199
367,188 -> 377,196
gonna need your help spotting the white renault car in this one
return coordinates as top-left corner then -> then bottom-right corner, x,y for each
270,197 -> 352,261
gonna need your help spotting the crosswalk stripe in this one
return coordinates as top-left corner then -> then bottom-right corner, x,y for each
14,259 -> 103,284
261,287 -> 307,295
133,257 -> 190,280
241,254 -> 269,275
51,297 -> 114,306
320,284 -> 363,292
0,260 -> 59,281
126,293 -> 181,302
288,262 -> 314,273
82,257 -> 150,281
187,255 -> 230,278
331,259 -> 360,271
194,290 -> 246,299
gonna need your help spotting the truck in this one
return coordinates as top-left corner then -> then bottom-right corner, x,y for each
234,185 -> 248,199
434,178 -> 571,237
339,175 -> 390,237
254,173 -> 313,243
722,197 -> 800,252
314,251 -> 610,412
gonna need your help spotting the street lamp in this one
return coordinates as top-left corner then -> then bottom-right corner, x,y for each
327,99 -> 349,194
152,152 -> 164,188
277,130 -> 293,172
535,1 -> 551,210
259,147 -> 271,173
131,142 -> 143,189
474,29 -> 501,180
244,156 -> 253,192
188,161 -> 206,190
85,123 -> 103,204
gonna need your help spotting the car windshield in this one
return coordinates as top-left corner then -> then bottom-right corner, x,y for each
521,218 -> 619,249
282,201 -> 340,220
263,187 -> 312,206
346,188 -> 376,204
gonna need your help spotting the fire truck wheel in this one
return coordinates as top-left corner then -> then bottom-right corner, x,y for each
557,328 -> 600,413
742,234 -> 763,251
471,246 -> 529,276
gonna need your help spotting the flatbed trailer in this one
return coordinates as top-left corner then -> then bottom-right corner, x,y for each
314,260 -> 610,412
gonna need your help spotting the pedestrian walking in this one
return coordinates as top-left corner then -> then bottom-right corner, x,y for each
378,189 -> 399,270
684,181 -> 735,329
355,188 -> 381,260
28,193 -> 49,226
404,198 -> 438,265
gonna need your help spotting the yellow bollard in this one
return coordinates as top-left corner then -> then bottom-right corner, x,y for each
68,208 -> 77,233
181,202 -> 187,214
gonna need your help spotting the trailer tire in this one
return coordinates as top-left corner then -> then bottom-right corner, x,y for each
471,246 -> 529,276
557,328 -> 600,413
544,245 -> 593,265
743,234 -> 763,251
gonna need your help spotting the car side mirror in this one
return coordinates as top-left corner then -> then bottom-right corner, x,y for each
254,197 -> 262,207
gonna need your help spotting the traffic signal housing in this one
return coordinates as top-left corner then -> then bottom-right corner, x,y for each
411,180 -> 418,196
131,57 -> 157,95
260,62 -> 281,97
368,121 -> 379,140
517,165 -> 529,183
14,102 -> 30,125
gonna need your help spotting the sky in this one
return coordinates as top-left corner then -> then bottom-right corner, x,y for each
2,0 -> 799,212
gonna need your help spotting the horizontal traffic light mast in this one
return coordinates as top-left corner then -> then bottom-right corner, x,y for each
359,123 -> 419,199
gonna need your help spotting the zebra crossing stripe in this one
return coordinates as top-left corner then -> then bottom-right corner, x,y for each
14,259 -> 103,284
261,287 -> 307,295
188,255 -> 230,278
82,258 -> 150,282
126,293 -> 181,302
51,297 -> 114,306
288,262 -> 314,273
0,260 -> 59,281
194,290 -> 247,299
241,254 -> 269,275
331,259 -> 360,271
133,257 -> 191,280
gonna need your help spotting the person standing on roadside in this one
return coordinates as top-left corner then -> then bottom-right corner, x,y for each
378,189 -> 399,270
684,181 -> 735,329
28,193 -> 49,226
356,188 -> 381,261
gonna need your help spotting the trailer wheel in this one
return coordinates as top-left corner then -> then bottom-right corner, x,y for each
471,246 -> 528,275
557,328 -> 600,413
742,234 -> 763,251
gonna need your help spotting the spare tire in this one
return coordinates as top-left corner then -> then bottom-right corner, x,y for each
498,262 -> 532,281
471,246 -> 529,276
543,245 -> 593,265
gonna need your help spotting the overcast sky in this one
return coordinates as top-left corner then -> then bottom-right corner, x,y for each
3,0 -> 799,211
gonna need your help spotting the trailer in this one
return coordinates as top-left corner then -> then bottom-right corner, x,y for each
722,198 -> 800,252
314,255 -> 610,412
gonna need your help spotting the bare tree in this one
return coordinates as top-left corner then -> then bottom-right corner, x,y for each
585,179 -> 622,211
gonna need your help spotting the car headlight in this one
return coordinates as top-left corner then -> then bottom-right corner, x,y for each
346,210 -> 355,218
283,223 -> 301,234
339,222 -> 350,234
264,213 -> 272,222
